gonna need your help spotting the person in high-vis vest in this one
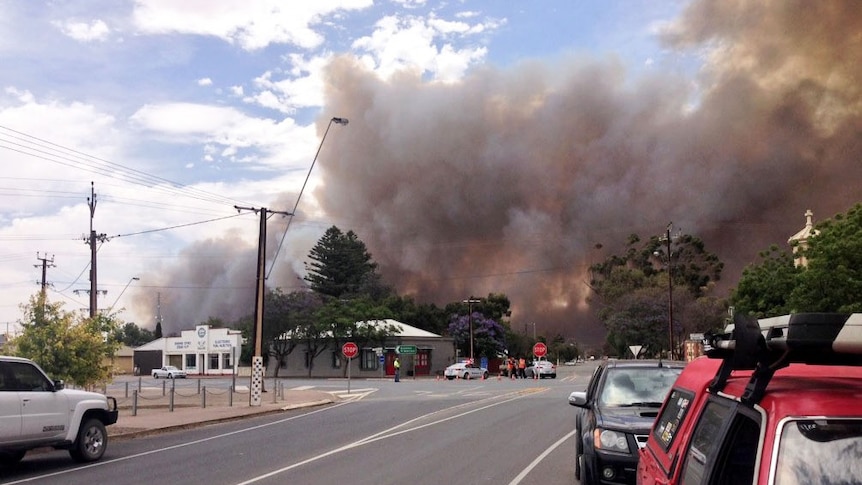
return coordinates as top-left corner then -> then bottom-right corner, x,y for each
394,357 -> 401,382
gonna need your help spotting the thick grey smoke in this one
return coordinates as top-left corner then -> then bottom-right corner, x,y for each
310,1 -> 862,345
134,1 -> 862,345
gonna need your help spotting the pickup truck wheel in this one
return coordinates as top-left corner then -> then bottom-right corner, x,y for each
69,418 -> 108,462
0,450 -> 26,466
153,374 -> 158,379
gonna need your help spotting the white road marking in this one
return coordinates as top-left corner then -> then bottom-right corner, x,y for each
0,402 -> 352,485
327,388 -> 377,402
236,388 -> 548,484
507,428 -> 577,485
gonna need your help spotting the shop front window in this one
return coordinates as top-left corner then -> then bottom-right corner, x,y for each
360,349 -> 378,370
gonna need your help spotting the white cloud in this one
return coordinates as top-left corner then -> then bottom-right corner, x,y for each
132,0 -> 372,51
244,54 -> 332,112
52,18 -> 111,42
351,14 -> 495,81
197,78 -> 213,86
127,102 -> 321,172
391,0 -> 427,8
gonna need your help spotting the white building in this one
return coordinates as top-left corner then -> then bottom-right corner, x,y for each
133,325 -> 243,376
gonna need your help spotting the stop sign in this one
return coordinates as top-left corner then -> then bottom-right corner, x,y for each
533,342 -> 548,358
342,342 -> 359,359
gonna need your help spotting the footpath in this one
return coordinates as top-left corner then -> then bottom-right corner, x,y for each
108,386 -> 338,439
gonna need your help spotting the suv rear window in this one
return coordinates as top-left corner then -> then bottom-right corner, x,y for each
680,399 -> 760,485
653,388 -> 695,451
774,419 -> 862,484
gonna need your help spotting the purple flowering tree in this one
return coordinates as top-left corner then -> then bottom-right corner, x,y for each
447,312 -> 507,360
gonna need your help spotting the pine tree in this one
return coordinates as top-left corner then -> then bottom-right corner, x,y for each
304,226 -> 379,299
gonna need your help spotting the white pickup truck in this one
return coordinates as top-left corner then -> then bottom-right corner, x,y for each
0,355 -> 118,466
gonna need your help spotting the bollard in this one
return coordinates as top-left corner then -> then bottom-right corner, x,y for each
138,376 -> 142,393
125,381 -> 129,398
169,387 -> 174,412
132,389 -> 138,416
202,386 -> 207,408
229,386 -> 233,407
273,379 -> 277,403
162,380 -> 166,396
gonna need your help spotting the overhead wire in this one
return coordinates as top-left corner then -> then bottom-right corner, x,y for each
0,124 -> 257,208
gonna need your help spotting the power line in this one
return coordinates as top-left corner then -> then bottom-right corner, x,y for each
113,213 -> 247,238
0,124 -> 258,209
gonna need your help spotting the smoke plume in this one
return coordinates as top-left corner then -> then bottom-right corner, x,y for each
310,1 -> 862,345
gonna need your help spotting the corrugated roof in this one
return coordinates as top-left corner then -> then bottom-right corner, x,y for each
365,319 -> 442,338
275,319 -> 443,340
134,339 -> 165,351
136,319 -> 444,348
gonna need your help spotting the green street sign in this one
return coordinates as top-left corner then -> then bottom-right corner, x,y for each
396,345 -> 417,355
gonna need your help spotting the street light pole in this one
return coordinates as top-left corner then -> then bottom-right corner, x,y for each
106,276 -> 139,314
238,115 -> 348,407
268,117 -> 349,279
463,298 -> 481,363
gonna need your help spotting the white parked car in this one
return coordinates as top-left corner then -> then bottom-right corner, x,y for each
527,360 -> 556,378
444,362 -> 489,380
151,365 -> 186,379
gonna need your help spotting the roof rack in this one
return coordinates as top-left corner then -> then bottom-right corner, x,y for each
703,313 -> 862,405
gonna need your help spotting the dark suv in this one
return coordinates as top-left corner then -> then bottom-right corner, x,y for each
569,359 -> 685,485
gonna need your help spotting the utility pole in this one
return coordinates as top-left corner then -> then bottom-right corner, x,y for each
235,205 -> 292,406
665,223 -> 675,360
155,292 -> 163,338
85,182 -> 107,319
34,252 -> 55,296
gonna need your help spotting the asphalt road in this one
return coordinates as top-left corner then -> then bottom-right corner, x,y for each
0,363 -> 599,485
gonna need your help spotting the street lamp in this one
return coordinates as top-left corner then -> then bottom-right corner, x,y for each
268,117 -> 349,279
106,277 -> 139,314
463,298 -> 480,363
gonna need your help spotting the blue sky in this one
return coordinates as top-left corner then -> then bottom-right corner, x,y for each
4,1 -> 852,345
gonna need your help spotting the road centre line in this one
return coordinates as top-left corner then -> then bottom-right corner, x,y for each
236,388 -> 549,485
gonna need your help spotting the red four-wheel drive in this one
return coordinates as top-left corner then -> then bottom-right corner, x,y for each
637,312 -> 862,485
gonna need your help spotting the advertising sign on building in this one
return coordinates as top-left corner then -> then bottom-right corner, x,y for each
196,325 -> 208,350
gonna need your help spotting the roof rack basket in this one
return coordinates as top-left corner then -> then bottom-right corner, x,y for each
703,313 -> 862,405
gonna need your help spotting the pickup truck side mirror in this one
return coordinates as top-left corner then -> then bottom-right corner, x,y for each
568,390 -> 588,407
52,380 -> 65,391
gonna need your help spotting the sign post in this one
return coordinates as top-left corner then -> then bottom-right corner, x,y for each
533,342 -> 548,359
342,342 -> 358,394
396,345 -> 418,379
395,345 -> 417,355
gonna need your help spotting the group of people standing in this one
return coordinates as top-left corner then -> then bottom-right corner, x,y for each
505,356 -> 528,379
